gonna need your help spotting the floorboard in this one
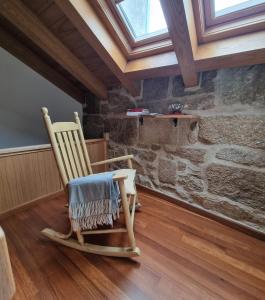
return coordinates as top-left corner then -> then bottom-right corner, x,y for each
1,190 -> 265,300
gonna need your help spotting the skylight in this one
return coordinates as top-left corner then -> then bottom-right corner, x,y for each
214,0 -> 265,17
115,0 -> 168,41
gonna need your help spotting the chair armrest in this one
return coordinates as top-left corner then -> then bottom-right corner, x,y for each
91,155 -> 134,166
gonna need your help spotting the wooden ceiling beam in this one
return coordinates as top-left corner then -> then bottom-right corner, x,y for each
160,0 -> 198,87
125,52 -> 180,80
0,0 -> 107,99
0,27 -> 85,103
54,0 -> 139,96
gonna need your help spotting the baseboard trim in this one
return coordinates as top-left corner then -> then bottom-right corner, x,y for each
0,190 -> 65,220
137,184 -> 265,242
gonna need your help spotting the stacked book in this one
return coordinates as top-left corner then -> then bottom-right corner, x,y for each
126,108 -> 150,116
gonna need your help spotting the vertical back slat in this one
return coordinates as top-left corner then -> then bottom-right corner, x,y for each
74,112 -> 93,174
56,132 -> 73,181
73,130 -> 89,176
67,131 -> 83,177
42,108 -> 68,186
62,131 -> 78,179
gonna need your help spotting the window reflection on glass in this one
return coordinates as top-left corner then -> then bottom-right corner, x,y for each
214,0 -> 265,17
116,0 -> 168,40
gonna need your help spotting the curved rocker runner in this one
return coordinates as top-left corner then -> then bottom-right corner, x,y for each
41,107 -> 141,258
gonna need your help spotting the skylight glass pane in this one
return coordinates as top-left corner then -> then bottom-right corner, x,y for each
214,0 -> 265,17
117,0 -> 168,40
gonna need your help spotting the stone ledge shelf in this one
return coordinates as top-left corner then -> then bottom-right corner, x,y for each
126,114 -> 199,126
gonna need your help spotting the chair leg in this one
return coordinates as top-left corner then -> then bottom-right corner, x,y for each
76,229 -> 84,245
118,179 -> 136,249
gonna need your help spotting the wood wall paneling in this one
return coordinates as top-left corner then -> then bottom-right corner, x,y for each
0,140 -> 107,216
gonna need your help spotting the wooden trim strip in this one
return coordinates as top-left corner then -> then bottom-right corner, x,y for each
0,139 -> 106,157
136,184 -> 265,242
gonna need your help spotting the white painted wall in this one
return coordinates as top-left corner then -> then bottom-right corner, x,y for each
0,47 -> 83,149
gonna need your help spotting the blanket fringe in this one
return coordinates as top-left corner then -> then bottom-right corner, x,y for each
69,199 -> 119,231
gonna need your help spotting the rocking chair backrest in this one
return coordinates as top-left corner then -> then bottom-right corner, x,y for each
42,107 -> 93,187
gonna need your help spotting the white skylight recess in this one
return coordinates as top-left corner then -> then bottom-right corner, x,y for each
214,0 -> 265,17
116,0 -> 168,41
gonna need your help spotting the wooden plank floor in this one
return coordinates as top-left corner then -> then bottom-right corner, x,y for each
1,190 -> 265,300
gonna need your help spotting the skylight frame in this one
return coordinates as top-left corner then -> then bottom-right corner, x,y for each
204,0 -> 265,27
107,0 -> 170,48
192,0 -> 265,43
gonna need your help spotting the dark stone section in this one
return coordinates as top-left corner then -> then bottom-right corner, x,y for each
109,92 -> 136,113
217,65 -> 265,107
143,77 -> 169,101
83,115 -> 104,138
172,70 -> 217,97
83,92 -> 100,114
101,103 -> 109,115
206,164 -> 265,210
216,147 -> 265,168
109,118 -> 138,145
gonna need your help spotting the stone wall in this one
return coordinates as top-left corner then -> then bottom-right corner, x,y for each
83,64 -> 265,233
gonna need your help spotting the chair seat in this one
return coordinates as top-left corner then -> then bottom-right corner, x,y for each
113,169 -> 136,195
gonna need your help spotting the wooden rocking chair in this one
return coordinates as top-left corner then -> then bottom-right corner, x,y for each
41,107 -> 140,258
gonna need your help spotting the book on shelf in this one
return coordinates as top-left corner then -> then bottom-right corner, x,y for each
126,108 -> 150,116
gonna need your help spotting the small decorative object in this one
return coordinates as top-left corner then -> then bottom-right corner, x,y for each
168,103 -> 184,114
0,227 -> 16,300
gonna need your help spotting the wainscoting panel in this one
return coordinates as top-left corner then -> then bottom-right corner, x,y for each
0,139 -> 107,215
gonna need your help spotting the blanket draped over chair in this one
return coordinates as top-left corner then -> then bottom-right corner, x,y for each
68,172 -> 120,231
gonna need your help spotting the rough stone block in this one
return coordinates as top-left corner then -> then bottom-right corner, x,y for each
177,175 -> 204,192
143,77 -> 169,101
137,174 -> 153,188
206,163 -> 265,210
127,148 -> 156,162
177,161 -> 186,171
158,158 -> 177,185
199,114 -> 265,149
216,147 -> 265,168
151,144 -> 162,151
164,145 -> 206,163
176,147 -> 207,163
191,193 -> 258,222
132,159 -> 145,175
